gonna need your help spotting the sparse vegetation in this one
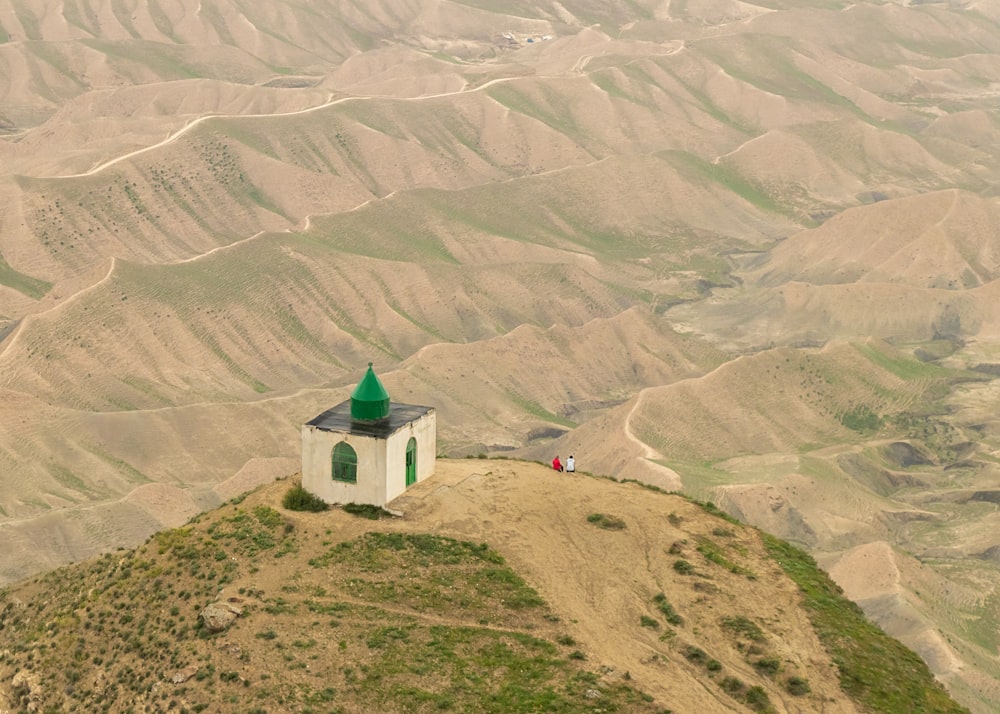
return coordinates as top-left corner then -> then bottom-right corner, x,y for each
341,502 -> 393,520
586,512 -> 627,530
3,7 -> 996,711
653,593 -> 683,626
673,559 -> 695,575
763,534 -> 968,713
839,405 -> 882,433
696,537 -> 756,579
785,675 -> 811,696
0,496 -> 663,713
282,484 -> 329,512
720,615 -> 765,642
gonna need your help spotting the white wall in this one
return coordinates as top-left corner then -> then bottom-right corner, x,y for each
300,427 -> 385,505
300,408 -> 436,507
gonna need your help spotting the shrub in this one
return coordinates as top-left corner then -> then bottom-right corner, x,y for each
753,657 -> 781,677
586,513 -> 626,530
683,646 -> 707,664
282,485 -> 329,512
673,559 -> 695,575
745,685 -> 772,712
342,503 -> 391,520
653,593 -> 683,626
840,405 -> 881,432
640,615 -> 659,629
720,676 -> 745,695
785,676 -> 811,696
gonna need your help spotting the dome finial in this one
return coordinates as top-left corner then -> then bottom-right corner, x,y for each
351,363 -> 390,421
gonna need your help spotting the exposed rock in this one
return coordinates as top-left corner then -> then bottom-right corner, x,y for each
12,670 -> 42,712
169,665 -> 199,684
199,601 -> 243,633
218,642 -> 243,658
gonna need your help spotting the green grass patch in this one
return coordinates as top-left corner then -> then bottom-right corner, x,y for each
696,537 -> 755,578
839,405 -> 882,433
0,254 -> 51,299
505,389 -> 577,428
660,150 -> 786,216
855,343 -> 949,381
763,534 -> 968,713
308,533 -> 543,616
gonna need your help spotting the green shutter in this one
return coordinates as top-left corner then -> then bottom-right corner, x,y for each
332,442 -> 358,483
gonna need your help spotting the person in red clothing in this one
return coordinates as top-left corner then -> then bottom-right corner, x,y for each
552,455 -> 564,472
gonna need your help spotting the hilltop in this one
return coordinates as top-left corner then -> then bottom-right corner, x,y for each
0,460 -> 965,713
3,0 -> 1000,710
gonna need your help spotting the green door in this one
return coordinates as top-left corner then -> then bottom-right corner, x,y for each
405,438 -> 417,486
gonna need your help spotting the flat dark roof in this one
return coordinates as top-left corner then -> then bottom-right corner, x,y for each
305,400 -> 433,439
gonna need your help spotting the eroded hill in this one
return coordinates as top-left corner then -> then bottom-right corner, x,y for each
0,461 -> 967,713
3,0 -> 1000,711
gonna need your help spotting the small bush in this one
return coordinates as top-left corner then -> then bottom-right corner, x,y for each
586,513 -> 626,530
683,646 -> 707,664
640,615 -> 659,629
720,676 -> 745,695
745,685 -> 772,712
282,485 -> 329,512
673,559 -> 695,575
342,503 -> 391,520
785,676 -> 811,696
706,659 -> 722,672
753,656 -> 781,677
653,593 -> 683,626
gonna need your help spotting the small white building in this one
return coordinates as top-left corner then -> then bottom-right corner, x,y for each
301,363 -> 436,507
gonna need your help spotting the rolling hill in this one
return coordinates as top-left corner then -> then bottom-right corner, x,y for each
3,0 -> 1000,710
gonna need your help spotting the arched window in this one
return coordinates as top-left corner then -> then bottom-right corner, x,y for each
332,442 -> 358,483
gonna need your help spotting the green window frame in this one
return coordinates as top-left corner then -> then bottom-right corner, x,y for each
332,441 -> 358,483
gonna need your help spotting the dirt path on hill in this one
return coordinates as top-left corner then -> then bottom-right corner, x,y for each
380,459 -> 862,714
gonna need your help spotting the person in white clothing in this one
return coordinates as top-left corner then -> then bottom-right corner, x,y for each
566,455 -> 575,473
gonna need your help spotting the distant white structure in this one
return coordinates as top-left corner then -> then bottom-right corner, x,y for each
301,363 -> 436,507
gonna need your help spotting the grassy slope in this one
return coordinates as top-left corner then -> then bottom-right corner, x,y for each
0,471 -> 967,713
0,496 -> 662,713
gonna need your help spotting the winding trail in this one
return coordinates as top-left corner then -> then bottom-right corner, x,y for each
53,76 -> 526,180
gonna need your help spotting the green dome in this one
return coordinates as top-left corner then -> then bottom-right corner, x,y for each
351,363 -> 390,421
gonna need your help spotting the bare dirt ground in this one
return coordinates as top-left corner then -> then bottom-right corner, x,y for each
387,459 -> 862,712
